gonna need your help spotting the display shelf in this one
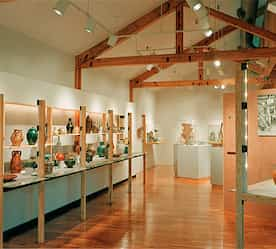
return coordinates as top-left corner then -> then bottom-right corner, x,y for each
242,180 -> 276,204
4,144 -> 38,149
45,165 -> 86,180
52,133 -> 80,137
4,175 -> 44,191
208,141 -> 223,147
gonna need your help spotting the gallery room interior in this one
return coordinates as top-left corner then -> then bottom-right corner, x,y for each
0,0 -> 276,248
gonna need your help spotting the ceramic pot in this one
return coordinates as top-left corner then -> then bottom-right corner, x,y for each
97,142 -> 106,157
10,129 -> 24,146
86,115 -> 93,133
10,151 -> 22,173
66,118 -> 74,134
55,152 -> 65,161
273,170 -> 276,184
26,127 -> 38,145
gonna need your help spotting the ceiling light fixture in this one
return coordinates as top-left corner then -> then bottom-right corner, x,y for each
204,28 -> 213,37
221,84 -> 226,90
193,3 -> 202,11
53,0 -> 69,16
107,35 -> 118,47
213,60 -> 221,68
85,16 -> 94,33
146,64 -> 155,71
214,85 -> 219,89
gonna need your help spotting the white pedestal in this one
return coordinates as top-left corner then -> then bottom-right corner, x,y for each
210,146 -> 223,185
174,144 -> 211,179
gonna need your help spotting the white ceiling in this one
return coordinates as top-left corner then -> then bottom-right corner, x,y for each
0,0 -> 242,82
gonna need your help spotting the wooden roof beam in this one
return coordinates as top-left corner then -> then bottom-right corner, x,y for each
78,0 -> 186,64
82,47 -> 276,68
130,25 -> 236,84
133,78 -> 268,88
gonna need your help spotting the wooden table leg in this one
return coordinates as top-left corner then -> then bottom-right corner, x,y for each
143,153 -> 146,185
128,158 -> 132,193
81,171 -> 86,221
108,164 -> 113,204
38,181 -> 45,243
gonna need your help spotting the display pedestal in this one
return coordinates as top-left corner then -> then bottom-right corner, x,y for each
174,144 -> 211,179
210,146 -> 223,185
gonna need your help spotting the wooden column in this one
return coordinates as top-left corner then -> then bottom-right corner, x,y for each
129,81 -> 134,102
235,62 -> 248,249
102,113 -> 107,143
0,95 -> 4,249
37,100 -> 46,243
176,3 -> 184,54
128,113 -> 132,193
142,114 -> 147,185
108,110 -> 114,204
198,61 -> 204,80
75,55 -> 82,90
80,106 -> 87,221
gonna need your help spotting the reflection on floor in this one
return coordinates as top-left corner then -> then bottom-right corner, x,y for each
5,166 -> 276,248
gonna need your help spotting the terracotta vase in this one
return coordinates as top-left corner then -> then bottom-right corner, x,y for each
10,129 -> 24,146
272,170 -> 276,184
10,151 -> 22,173
86,115 -> 93,133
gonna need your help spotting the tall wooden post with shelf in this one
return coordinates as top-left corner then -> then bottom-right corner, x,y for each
37,100 -> 46,243
0,94 -> 4,249
235,63 -> 248,249
80,106 -> 86,221
108,110 -> 113,204
142,114 -> 147,185
128,113 -> 132,193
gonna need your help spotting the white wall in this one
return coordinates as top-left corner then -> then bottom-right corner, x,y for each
154,87 -> 223,165
0,25 -> 74,87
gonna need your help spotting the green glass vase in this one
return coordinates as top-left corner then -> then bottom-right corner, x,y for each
27,127 -> 38,145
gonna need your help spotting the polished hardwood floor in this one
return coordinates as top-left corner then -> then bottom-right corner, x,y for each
5,166 -> 276,248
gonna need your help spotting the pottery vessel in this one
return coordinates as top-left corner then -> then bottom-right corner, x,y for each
86,115 -> 93,133
10,129 -> 24,146
27,127 -> 38,145
55,152 -> 65,161
10,151 -> 23,173
97,142 -> 107,157
66,118 -> 74,134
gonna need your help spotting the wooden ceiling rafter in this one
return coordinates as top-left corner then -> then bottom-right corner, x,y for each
82,47 -> 276,68
133,77 -> 270,88
78,0 -> 186,64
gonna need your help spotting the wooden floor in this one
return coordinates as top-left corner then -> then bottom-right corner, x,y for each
5,166 -> 276,248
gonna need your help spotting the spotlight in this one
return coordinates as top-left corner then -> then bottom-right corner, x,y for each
193,3 -> 202,11
107,35 -> 118,47
146,64 -> 154,71
214,85 -> 219,89
53,0 -> 69,16
204,28 -> 213,37
85,16 -> 94,33
221,84 -> 226,90
213,60 -> 221,68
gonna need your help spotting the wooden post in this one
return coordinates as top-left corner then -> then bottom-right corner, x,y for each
0,94 -> 4,249
128,113 -> 132,193
108,110 -> 114,204
80,106 -> 87,221
129,81 -> 134,102
75,55 -> 82,90
142,114 -> 147,185
102,113 -> 107,143
46,107 -> 53,158
176,3 -> 184,54
235,62 -> 248,249
37,100 -> 46,243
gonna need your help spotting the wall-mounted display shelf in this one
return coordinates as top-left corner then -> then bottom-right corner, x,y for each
0,94 -> 147,247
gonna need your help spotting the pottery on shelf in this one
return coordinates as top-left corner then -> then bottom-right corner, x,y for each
55,152 -> 65,161
10,150 -> 23,173
10,129 -> 24,146
66,118 -> 74,134
119,115 -> 125,131
26,127 -> 38,145
97,141 -> 107,157
86,115 -> 93,133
